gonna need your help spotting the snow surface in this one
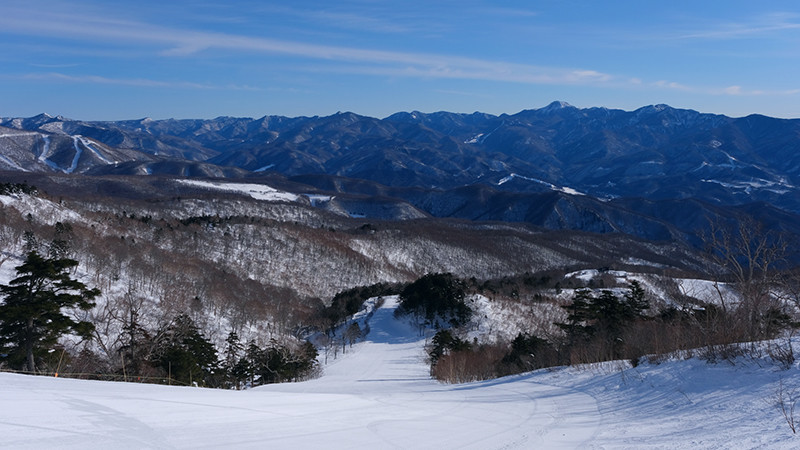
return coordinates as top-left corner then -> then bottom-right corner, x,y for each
0,154 -> 27,171
254,164 -> 275,172
67,136 -> 83,174
177,179 -> 300,202
304,194 -> 334,206
77,135 -> 115,164
0,132 -> 40,139
0,193 -> 83,225
38,134 -> 62,172
497,173 -> 585,196
2,296 -> 798,449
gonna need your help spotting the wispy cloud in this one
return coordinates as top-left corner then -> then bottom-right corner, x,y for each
476,7 -> 539,18
29,63 -> 81,69
434,89 -> 495,99
3,4 -> 795,99
311,62 -> 618,87
22,72 -> 213,89
0,6 -> 617,88
266,6 -> 417,34
678,12 -> 800,40
19,72 -> 261,91
652,79 -> 800,97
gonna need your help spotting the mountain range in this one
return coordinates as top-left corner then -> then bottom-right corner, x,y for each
2,102 -> 799,247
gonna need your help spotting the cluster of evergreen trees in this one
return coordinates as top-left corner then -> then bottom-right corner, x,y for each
427,281 -> 652,382
0,248 -> 318,387
0,182 -> 37,196
395,273 -> 472,328
320,282 -> 402,331
557,281 -> 649,359
220,331 -> 318,389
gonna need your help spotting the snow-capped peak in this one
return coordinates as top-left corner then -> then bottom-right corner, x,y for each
539,101 -> 574,113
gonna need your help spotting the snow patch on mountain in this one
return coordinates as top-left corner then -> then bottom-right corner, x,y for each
0,192 -> 83,225
67,137 -> 83,174
254,163 -> 275,172
702,178 -> 795,195
40,122 -> 66,134
677,278 -> 742,306
539,100 -> 575,114
464,133 -> 484,144
36,134 -> 62,172
0,132 -> 39,139
77,135 -> 114,164
177,179 -> 300,202
304,194 -> 333,206
498,173 -> 585,195
0,155 -> 27,171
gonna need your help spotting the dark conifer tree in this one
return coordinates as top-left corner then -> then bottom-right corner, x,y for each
397,273 -> 471,328
557,288 -> 594,345
0,251 -> 99,372
150,314 -> 219,386
222,331 -> 245,388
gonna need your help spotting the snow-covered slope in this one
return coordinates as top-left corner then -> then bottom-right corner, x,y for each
2,296 -> 798,449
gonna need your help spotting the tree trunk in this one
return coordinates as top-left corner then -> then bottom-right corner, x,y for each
25,318 -> 35,373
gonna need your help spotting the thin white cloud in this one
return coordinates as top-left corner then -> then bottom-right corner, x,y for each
434,89 -> 495,99
568,70 -> 612,83
29,63 -> 81,69
282,7 -> 415,34
679,12 -> 800,40
724,85 -> 743,95
19,72 -> 261,91
3,4 -> 794,99
476,7 -> 540,18
653,80 -> 692,92
0,6 -> 616,88
652,79 -> 800,97
22,72 -> 212,89
314,62 -> 615,86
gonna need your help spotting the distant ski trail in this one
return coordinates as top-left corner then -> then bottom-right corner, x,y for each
37,134 -> 62,171
77,135 -> 114,164
67,136 -> 83,173
0,155 -> 26,171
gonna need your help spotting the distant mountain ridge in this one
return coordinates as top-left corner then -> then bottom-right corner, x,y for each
2,102 -> 799,245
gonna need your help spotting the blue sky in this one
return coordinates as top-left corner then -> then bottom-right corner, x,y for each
2,0 -> 800,120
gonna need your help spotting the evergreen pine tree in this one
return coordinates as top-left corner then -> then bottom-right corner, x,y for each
624,280 -> 649,317
556,288 -> 594,345
151,314 -> 219,386
0,251 -> 99,372
222,331 -> 245,388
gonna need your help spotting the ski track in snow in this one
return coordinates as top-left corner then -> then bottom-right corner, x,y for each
498,173 -> 585,196
38,134 -> 51,162
77,135 -> 114,164
0,132 -> 40,138
0,155 -> 26,171
33,133 -> 63,172
1,296 -> 797,448
67,137 -> 83,174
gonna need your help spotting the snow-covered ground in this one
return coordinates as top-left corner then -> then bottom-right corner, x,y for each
177,179 -> 300,202
2,297 -> 798,449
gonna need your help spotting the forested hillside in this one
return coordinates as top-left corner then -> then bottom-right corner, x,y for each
0,174 -> 715,381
